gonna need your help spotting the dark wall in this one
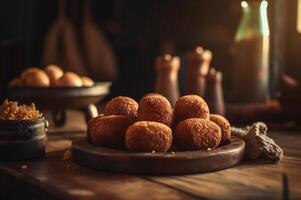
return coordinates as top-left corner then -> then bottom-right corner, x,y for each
0,0 -> 299,101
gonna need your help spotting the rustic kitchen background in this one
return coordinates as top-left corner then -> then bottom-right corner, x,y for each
0,0 -> 300,101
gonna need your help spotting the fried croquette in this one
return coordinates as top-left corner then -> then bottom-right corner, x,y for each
174,95 -> 209,124
137,93 -> 173,127
88,115 -> 134,149
126,121 -> 173,152
104,96 -> 138,120
210,114 -> 231,143
175,118 -> 221,150
87,114 -> 104,141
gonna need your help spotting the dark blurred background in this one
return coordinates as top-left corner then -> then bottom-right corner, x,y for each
0,0 -> 300,101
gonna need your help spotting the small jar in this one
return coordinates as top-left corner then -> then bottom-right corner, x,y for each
0,118 -> 48,161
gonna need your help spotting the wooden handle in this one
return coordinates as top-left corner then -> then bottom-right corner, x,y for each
83,0 -> 92,21
58,0 -> 66,18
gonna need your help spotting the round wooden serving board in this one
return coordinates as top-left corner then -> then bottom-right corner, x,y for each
72,137 -> 245,175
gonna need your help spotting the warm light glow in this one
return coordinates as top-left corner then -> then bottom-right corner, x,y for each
202,50 -> 212,60
68,189 -> 95,197
260,0 -> 270,35
298,0 -> 301,33
164,54 -> 172,61
241,1 -> 248,8
195,46 -> 204,54
209,68 -> 216,75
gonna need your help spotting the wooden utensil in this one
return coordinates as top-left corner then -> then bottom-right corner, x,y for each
42,0 -> 87,75
82,0 -> 118,81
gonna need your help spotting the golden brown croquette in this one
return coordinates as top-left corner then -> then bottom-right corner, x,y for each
87,114 -> 104,141
174,95 -> 210,124
137,93 -> 173,127
210,114 -> 231,143
174,118 -> 221,150
104,96 -> 138,120
126,121 -> 173,152
88,115 -> 134,149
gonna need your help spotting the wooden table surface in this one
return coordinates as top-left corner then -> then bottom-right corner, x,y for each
0,111 -> 300,200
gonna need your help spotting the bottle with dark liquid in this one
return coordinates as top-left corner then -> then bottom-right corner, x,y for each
233,0 -> 270,103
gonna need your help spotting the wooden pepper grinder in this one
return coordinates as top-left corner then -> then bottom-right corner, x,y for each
205,68 -> 225,116
155,54 -> 180,106
185,47 -> 212,97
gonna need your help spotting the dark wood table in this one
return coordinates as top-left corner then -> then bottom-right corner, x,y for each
0,111 -> 300,200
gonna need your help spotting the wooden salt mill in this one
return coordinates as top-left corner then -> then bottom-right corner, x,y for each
185,47 -> 212,97
155,54 -> 180,106
205,68 -> 225,115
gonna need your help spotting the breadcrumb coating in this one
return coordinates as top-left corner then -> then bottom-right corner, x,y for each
138,93 -> 173,127
210,114 -> 231,143
126,121 -> 173,152
104,96 -> 138,120
0,99 -> 42,120
88,115 -> 134,149
174,95 -> 209,124
175,118 -> 221,150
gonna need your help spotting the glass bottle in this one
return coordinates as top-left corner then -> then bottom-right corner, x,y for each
233,0 -> 270,103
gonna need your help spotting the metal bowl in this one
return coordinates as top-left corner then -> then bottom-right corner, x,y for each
7,82 -> 111,126
0,118 -> 48,161
7,82 -> 111,109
